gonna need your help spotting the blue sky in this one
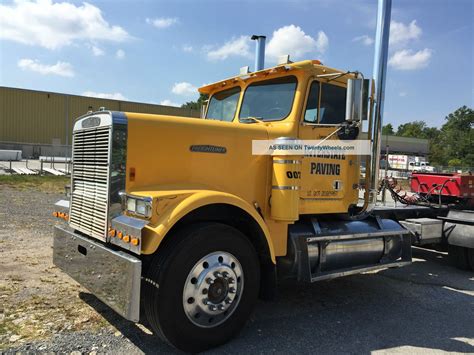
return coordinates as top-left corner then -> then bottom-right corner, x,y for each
0,0 -> 472,128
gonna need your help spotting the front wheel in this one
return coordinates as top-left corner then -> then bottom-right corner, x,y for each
144,223 -> 260,352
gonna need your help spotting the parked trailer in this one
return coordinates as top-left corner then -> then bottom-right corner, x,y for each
0,150 -> 22,161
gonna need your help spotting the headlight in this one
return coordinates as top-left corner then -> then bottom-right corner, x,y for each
127,198 -> 136,212
124,195 -> 152,219
136,200 -> 148,215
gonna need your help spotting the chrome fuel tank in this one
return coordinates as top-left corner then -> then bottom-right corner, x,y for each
278,216 -> 412,282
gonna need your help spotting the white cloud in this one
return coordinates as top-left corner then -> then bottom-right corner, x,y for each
18,58 -> 75,77
206,36 -> 252,61
388,48 -> 432,70
82,91 -> 127,100
116,49 -> 125,59
91,45 -> 105,56
171,82 -> 197,96
146,17 -> 178,29
390,20 -> 422,45
160,99 -> 180,107
0,0 -> 129,50
266,25 -> 328,62
315,31 -> 329,53
182,45 -> 193,52
353,35 -> 374,46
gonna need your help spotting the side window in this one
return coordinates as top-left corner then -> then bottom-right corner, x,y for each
319,83 -> 346,124
206,87 -> 241,122
304,81 -> 320,123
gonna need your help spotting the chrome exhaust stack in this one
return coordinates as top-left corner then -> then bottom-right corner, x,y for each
360,0 -> 392,214
251,35 -> 266,71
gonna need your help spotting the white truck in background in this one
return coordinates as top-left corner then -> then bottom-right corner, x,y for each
388,154 -> 435,172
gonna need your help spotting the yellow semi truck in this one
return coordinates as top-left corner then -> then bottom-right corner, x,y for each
52,1 -> 411,351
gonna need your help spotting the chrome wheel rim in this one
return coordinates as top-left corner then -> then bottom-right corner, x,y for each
183,251 -> 244,328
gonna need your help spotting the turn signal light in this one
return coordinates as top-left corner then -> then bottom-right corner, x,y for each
53,211 -> 68,221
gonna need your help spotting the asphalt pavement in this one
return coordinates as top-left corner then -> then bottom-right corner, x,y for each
87,246 -> 474,354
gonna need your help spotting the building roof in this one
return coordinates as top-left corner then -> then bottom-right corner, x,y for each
360,132 -> 429,155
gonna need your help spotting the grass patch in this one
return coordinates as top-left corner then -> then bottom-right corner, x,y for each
0,175 -> 69,193
0,319 -> 21,345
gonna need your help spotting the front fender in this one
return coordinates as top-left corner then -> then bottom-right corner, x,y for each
137,190 -> 276,263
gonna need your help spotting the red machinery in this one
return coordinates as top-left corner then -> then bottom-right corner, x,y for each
411,172 -> 474,206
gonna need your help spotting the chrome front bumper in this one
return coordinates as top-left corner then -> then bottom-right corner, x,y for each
53,226 -> 141,322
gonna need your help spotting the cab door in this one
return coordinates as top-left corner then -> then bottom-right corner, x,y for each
298,79 -> 359,214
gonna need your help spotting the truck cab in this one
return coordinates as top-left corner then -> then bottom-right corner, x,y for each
52,59 -> 412,352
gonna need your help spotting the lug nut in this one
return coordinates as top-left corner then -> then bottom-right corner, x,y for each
229,287 -> 236,294
218,304 -> 225,311
209,305 -> 217,311
225,298 -> 232,304
206,278 -> 214,285
203,299 -> 208,305
228,278 -> 235,284
214,271 -> 222,278
222,271 -> 229,278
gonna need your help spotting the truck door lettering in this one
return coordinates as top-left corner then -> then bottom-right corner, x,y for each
286,171 -> 301,179
310,162 -> 341,175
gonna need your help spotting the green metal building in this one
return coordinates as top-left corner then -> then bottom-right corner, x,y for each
0,86 -> 199,157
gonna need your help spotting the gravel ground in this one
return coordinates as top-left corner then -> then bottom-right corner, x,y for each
1,185 -> 473,354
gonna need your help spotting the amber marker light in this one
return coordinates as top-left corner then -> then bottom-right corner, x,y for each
108,229 -> 116,237
131,238 -> 139,246
123,235 -> 130,243
117,231 -> 123,239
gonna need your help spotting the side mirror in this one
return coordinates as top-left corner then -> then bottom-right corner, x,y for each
345,78 -> 369,122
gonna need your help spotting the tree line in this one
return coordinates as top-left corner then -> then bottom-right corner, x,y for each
383,106 -> 473,167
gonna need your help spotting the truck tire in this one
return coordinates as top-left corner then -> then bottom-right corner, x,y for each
448,244 -> 470,271
468,248 -> 474,271
143,223 -> 260,352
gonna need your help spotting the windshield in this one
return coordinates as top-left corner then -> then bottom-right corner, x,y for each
239,76 -> 297,121
206,86 -> 241,122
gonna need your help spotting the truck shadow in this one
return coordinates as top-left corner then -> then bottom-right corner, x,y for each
80,246 -> 474,354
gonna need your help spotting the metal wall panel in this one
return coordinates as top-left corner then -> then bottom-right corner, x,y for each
120,101 -> 199,118
0,87 -> 65,144
0,86 -> 200,145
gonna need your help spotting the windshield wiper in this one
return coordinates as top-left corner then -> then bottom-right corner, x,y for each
240,116 -> 264,124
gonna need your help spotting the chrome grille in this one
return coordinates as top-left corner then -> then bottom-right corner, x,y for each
69,126 -> 111,240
